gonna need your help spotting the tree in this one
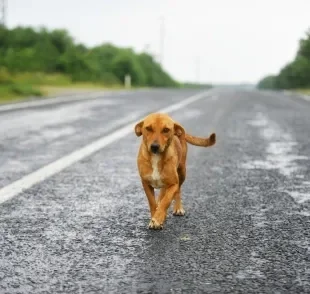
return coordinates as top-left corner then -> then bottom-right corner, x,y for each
257,28 -> 310,90
298,29 -> 310,60
111,50 -> 146,86
257,75 -> 277,89
0,25 -> 179,87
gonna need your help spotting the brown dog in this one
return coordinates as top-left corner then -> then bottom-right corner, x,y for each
134,112 -> 216,230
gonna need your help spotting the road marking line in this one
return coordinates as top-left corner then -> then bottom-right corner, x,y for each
0,90 -> 210,204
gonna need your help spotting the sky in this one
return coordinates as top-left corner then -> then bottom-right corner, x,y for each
6,0 -> 310,84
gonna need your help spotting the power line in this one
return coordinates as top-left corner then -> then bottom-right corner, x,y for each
159,16 -> 165,66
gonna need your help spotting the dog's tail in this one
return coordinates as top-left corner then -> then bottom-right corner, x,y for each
185,133 -> 216,147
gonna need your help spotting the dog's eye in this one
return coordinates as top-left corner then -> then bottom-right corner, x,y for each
162,128 -> 170,133
145,126 -> 153,132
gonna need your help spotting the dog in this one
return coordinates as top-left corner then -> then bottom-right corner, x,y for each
134,112 -> 216,230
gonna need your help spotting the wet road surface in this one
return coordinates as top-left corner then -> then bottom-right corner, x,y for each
0,89 -> 310,293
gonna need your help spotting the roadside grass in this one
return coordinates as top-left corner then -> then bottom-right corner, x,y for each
0,70 -> 155,104
295,88 -> 310,95
0,83 -> 43,103
39,83 -> 126,96
12,72 -> 72,86
0,70 -> 128,104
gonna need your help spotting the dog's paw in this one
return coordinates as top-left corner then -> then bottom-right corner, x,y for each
148,218 -> 163,230
173,207 -> 185,216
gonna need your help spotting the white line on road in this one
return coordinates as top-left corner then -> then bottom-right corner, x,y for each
0,90 -> 211,204
242,112 -> 310,204
243,112 -> 308,177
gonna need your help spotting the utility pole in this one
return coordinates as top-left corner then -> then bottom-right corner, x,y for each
159,16 -> 165,66
195,56 -> 200,84
144,43 -> 150,54
0,0 -> 7,26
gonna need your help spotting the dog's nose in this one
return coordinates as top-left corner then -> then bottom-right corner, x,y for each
150,143 -> 160,154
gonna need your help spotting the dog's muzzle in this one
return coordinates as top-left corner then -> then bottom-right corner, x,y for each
150,143 -> 160,154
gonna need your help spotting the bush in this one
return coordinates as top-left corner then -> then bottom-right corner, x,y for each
111,51 -> 146,86
0,67 -> 13,84
9,83 -> 43,96
257,75 -> 277,89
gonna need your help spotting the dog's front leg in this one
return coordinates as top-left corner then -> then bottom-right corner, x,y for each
157,188 -> 166,207
149,184 -> 178,230
142,180 -> 156,218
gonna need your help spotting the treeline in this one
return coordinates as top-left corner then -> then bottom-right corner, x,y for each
257,29 -> 310,90
181,82 -> 213,89
0,25 -> 178,88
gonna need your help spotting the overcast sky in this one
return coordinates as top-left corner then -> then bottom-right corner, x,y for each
7,0 -> 310,84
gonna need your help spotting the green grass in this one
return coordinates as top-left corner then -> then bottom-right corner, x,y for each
295,89 -> 310,95
0,85 -> 16,102
0,69 -> 154,103
0,83 -> 43,103
10,84 -> 43,96
12,72 -> 72,86
0,70 -> 128,103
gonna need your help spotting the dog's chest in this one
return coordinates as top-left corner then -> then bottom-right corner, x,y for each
148,155 -> 164,189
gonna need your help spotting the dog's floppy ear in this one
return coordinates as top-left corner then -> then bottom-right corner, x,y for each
174,122 -> 185,138
134,120 -> 144,137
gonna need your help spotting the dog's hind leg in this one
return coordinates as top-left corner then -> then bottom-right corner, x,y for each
173,188 -> 185,216
173,165 -> 186,216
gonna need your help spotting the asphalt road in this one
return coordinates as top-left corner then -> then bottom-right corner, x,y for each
0,88 -> 310,293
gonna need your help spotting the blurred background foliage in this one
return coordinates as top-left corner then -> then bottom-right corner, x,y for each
1,25 -> 212,100
257,29 -> 310,93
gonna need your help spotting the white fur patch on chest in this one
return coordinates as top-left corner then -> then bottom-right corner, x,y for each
151,155 -> 161,180
149,155 -> 164,189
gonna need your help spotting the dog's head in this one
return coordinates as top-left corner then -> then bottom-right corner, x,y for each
134,113 -> 184,154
